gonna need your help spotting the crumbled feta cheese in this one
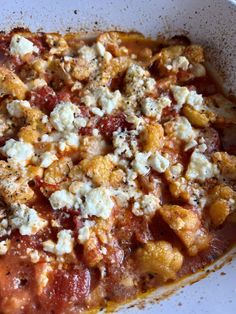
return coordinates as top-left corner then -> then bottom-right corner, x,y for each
74,116 -> 88,128
55,230 -> 74,255
10,34 -> 39,57
141,96 -> 171,120
69,181 -> 92,196
96,42 -> 106,57
185,139 -> 198,151
82,87 -> 121,115
141,194 -> 160,215
78,45 -> 97,62
91,107 -> 104,116
0,239 -> 10,255
0,218 -> 9,237
171,56 -> 189,71
97,87 -> 122,114
1,139 -> 34,164
149,152 -> 170,173
186,90 -> 204,110
27,78 -> 47,90
40,152 -> 58,168
173,116 -> 197,142
50,102 -> 76,132
63,132 -> 80,149
171,85 -> 189,107
92,128 -> 99,136
7,100 -> 31,118
169,163 -> 184,179
113,129 -> 138,158
78,220 -> 95,244
10,203 -> 47,235
186,150 -> 219,181
41,115 -> 49,124
83,187 -> 114,219
81,90 -> 97,107
26,248 -> 40,263
125,64 -> 156,99
132,152 -> 151,175
43,230 -> 74,256
104,51 -> 112,63
49,189 -> 75,210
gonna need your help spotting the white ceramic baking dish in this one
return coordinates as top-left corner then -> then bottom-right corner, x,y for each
1,0 -> 236,313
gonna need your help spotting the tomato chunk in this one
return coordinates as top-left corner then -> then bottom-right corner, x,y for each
49,267 -> 90,303
98,113 -> 131,138
30,86 -> 58,113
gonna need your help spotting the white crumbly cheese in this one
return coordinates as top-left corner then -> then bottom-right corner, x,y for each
104,51 -> 112,63
40,152 -> 58,168
27,78 -> 47,90
0,239 -> 10,255
97,87 -> 122,114
141,194 -> 160,215
91,107 -> 104,117
186,90 -> 204,110
69,181 -> 92,196
10,203 -> 47,236
169,163 -> 184,179
10,34 -> 39,57
83,187 -> 114,219
7,100 -> 31,118
171,85 -> 189,107
113,129 -> 138,158
132,152 -> 151,175
61,132 -> 80,149
78,220 -> 95,244
69,181 -> 93,209
55,230 -> 74,255
125,64 -> 156,99
113,130 -> 132,158
43,230 -> 74,256
170,56 -> 190,71
26,248 -> 40,263
78,45 -> 97,62
81,90 -> 97,107
82,87 -> 121,115
0,218 -> 9,237
74,116 -> 88,128
50,102 -> 76,132
96,42 -> 106,57
41,131 -> 80,151
173,116 -> 197,142
49,189 -> 75,210
1,139 -> 34,164
186,150 -> 219,181
184,139 -> 198,151
141,96 -> 171,120
149,152 -> 170,173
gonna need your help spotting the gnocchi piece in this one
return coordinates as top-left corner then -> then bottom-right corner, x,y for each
0,66 -> 28,100
142,123 -> 164,152
183,104 -> 211,127
44,157 -> 73,184
212,152 -> 236,180
79,136 -> 108,159
208,184 -> 236,226
159,205 -> 210,256
0,160 -> 34,205
136,241 -> 184,281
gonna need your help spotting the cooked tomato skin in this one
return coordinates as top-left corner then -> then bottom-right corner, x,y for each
38,266 -> 91,313
29,86 -> 58,113
98,112 -> 132,138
